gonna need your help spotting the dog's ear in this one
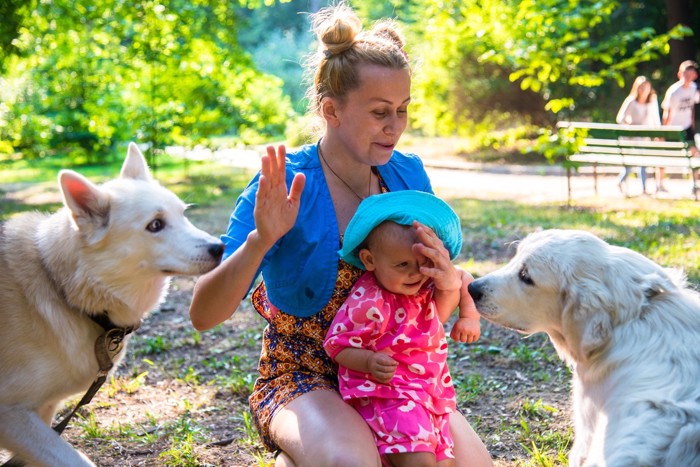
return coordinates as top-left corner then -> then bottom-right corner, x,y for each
640,272 -> 670,298
121,142 -> 152,181
610,249 -> 680,321
59,170 -> 111,244
561,282 -> 613,363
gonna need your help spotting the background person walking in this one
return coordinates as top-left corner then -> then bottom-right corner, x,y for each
615,75 -> 661,195
658,60 -> 700,194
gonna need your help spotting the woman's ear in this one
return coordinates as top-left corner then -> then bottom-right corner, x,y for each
321,97 -> 341,128
359,249 -> 375,271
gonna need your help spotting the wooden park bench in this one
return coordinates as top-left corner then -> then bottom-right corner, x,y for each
556,121 -> 699,202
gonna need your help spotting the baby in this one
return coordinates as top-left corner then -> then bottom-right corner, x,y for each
324,190 -> 481,466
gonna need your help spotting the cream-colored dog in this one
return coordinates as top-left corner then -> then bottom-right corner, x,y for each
468,229 -> 700,466
0,143 -> 223,466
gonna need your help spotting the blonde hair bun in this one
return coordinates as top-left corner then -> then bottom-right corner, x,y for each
312,3 -> 361,57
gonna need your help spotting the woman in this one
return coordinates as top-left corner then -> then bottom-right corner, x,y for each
615,75 -> 661,194
188,3 -> 493,466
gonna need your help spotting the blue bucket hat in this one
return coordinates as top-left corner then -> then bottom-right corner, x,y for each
339,190 -> 463,270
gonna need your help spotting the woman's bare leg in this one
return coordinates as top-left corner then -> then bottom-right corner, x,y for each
450,411 -> 493,467
270,389 -> 381,467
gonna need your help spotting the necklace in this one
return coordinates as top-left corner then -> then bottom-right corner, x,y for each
318,142 -> 372,202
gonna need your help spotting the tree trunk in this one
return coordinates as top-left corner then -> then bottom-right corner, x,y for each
665,0 -> 697,71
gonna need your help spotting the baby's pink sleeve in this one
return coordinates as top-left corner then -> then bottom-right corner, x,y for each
323,284 -> 386,360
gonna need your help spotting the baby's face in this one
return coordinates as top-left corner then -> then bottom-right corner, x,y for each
360,223 -> 430,296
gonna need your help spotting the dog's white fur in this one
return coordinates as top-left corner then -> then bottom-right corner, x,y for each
0,143 -> 223,466
468,229 -> 700,466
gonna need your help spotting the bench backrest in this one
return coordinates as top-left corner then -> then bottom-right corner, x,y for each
555,121 -> 700,170
556,121 -> 690,142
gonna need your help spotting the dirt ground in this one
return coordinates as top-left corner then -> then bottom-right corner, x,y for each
63,278 -> 572,467
1,206 -> 572,467
1,151 -> 603,466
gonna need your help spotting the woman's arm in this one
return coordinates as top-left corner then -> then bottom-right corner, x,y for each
616,96 -> 633,124
189,146 -> 305,330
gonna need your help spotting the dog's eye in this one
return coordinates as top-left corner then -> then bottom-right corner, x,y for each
519,266 -> 534,286
147,219 -> 165,233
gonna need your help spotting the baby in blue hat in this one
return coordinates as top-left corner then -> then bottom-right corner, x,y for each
324,191 -> 481,466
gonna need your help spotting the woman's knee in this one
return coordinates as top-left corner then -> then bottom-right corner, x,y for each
315,445 -> 380,467
449,412 -> 493,467
271,390 -> 381,466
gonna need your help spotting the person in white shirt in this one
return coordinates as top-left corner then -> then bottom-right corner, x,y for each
616,76 -> 661,195
658,60 -> 700,193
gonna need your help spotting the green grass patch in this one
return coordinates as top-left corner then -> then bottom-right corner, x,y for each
453,198 -> 700,284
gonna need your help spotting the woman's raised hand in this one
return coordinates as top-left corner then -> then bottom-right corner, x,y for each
253,145 -> 306,249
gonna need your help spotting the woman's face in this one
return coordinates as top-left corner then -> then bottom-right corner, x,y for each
637,81 -> 651,101
332,64 -> 411,166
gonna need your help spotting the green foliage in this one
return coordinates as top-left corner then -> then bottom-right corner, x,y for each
533,125 -> 587,166
236,0 -> 315,114
2,0 -> 698,163
492,0 -> 691,115
454,197 -> 700,284
454,373 -> 487,404
0,0 -> 294,161
406,0 -> 696,139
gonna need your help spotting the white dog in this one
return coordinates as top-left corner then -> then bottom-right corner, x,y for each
468,229 -> 700,466
0,143 -> 223,466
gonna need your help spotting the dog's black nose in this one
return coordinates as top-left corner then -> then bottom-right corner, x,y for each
209,242 -> 224,261
468,281 -> 483,302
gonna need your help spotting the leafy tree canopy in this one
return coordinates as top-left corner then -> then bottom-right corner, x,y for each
0,0 -> 294,161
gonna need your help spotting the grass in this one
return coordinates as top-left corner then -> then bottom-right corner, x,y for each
452,198 -> 700,283
2,149 -> 700,466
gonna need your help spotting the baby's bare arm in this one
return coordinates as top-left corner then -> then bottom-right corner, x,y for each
334,348 -> 398,384
450,268 -> 481,343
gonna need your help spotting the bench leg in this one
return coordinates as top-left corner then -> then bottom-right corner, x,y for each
567,166 -> 572,205
693,168 -> 699,201
593,164 -> 598,196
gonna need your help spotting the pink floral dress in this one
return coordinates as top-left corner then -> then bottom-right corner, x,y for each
324,272 -> 456,461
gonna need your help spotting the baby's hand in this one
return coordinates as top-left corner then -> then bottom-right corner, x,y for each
450,317 -> 481,343
413,221 -> 461,292
367,352 -> 398,384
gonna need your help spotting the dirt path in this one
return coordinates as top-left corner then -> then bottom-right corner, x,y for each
213,145 -> 698,203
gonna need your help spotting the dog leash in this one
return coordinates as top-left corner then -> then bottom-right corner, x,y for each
52,316 -> 139,434
36,254 -> 140,434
